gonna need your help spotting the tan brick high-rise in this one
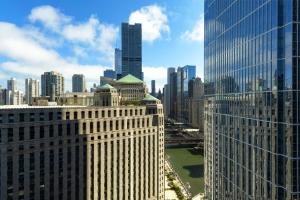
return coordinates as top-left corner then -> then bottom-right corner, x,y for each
0,74 -> 165,200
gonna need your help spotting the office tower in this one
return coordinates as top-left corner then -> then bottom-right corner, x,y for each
176,65 -> 196,122
0,75 -> 164,200
204,1 -> 300,199
121,23 -> 143,80
103,69 -> 116,79
100,76 -> 114,86
7,77 -> 17,91
25,78 -> 40,105
151,80 -> 156,96
72,74 -> 86,92
188,77 -> 204,130
164,68 -> 175,118
41,71 -> 64,98
115,48 -> 122,77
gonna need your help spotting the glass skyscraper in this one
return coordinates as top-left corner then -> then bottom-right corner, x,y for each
204,0 -> 300,199
121,23 -> 143,80
177,65 -> 196,122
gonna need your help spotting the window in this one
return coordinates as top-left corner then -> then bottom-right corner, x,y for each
97,122 -> 100,132
30,113 -> 35,122
40,126 -> 45,138
83,122 -> 86,133
58,124 -> 63,136
90,122 -> 93,133
19,113 -> 25,122
67,124 -> 71,135
88,111 -> 92,118
74,112 -> 78,119
102,110 -> 105,117
19,127 -> 25,141
108,110 -> 111,117
0,114 -> 2,123
74,123 -> 79,135
66,112 -> 70,120
81,111 -> 85,119
95,111 -> 99,118
39,113 -> 45,121
8,128 -> 13,142
57,112 -> 62,120
49,125 -> 54,137
29,126 -> 35,139
48,112 -> 53,120
8,114 -> 14,123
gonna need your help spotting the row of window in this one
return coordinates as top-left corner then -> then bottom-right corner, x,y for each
0,108 -> 146,123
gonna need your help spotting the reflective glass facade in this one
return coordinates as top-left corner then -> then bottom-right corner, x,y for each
204,0 -> 300,199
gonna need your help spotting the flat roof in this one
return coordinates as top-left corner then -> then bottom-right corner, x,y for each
0,105 -> 87,109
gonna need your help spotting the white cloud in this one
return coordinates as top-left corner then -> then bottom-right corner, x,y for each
0,22 -> 106,89
181,15 -> 204,42
62,16 -> 99,43
28,5 -> 71,31
129,5 -> 170,42
143,66 -> 167,91
96,24 -> 118,62
29,5 -> 118,64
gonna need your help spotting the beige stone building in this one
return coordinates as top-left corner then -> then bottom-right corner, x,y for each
0,74 -> 165,200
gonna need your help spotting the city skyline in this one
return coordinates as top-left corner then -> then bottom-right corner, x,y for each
0,0 -> 204,91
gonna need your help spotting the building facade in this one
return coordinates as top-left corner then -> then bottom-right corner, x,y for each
72,74 -> 86,93
176,65 -> 196,123
204,0 -> 300,199
25,78 -> 40,105
103,70 -> 116,80
188,77 -> 204,130
121,23 -> 143,80
115,48 -> 122,77
41,71 -> 64,98
151,80 -> 156,97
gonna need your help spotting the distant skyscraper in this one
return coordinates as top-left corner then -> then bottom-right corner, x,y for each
205,1 -> 300,199
7,77 -> 17,91
25,78 -> 40,104
41,71 -> 64,98
151,80 -> 156,96
114,48 -> 122,76
6,78 -> 23,105
176,65 -> 196,122
72,74 -> 86,92
0,86 -> 7,105
121,23 -> 142,80
103,69 -> 116,79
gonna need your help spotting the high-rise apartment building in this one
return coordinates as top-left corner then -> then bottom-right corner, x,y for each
121,23 -> 143,80
41,71 -> 64,98
151,80 -> 156,96
204,0 -> 300,199
72,74 -> 86,93
0,74 -> 164,200
6,78 -> 23,105
115,48 -> 122,77
25,78 -> 40,104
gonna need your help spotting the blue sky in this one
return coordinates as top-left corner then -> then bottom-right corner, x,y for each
0,0 -> 204,91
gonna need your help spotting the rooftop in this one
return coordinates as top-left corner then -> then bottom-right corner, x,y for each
0,105 -> 86,109
116,74 -> 144,84
143,94 -> 159,101
99,84 -> 115,89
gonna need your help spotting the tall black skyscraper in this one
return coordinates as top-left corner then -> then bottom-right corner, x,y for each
204,0 -> 300,199
121,23 -> 142,80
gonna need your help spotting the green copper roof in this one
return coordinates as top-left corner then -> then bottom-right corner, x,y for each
143,94 -> 159,101
116,74 -> 144,84
99,84 -> 115,89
